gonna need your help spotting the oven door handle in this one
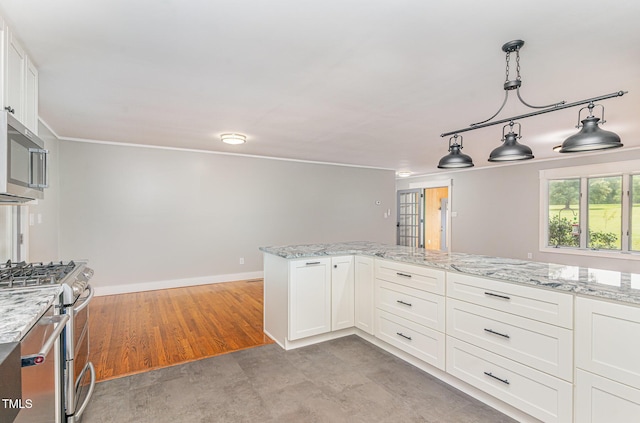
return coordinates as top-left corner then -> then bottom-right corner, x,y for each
74,284 -> 95,313
74,362 -> 96,419
21,314 -> 69,367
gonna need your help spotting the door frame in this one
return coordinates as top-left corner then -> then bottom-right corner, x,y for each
408,179 -> 452,252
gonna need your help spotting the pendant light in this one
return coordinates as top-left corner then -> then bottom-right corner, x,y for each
438,40 -> 627,169
438,135 -> 474,169
559,102 -> 623,152
488,121 -> 534,162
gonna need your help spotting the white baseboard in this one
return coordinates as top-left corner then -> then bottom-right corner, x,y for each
93,271 -> 264,296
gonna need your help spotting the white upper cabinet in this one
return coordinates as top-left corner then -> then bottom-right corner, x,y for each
1,16 -> 39,134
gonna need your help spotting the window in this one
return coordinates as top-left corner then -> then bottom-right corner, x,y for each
540,160 -> 640,258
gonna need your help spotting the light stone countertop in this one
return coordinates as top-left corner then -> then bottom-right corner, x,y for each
260,241 -> 640,306
0,286 -> 62,343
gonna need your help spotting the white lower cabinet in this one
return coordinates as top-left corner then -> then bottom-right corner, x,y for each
446,298 -> 573,381
354,256 -> 375,335
447,337 -> 573,423
575,297 -> 640,422
377,309 -> 445,369
331,256 -> 355,331
374,260 -> 446,370
575,369 -> 640,423
269,253 -> 640,422
288,258 -> 332,340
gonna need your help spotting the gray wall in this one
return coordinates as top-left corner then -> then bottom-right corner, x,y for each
397,148 -> 640,273
58,141 -> 396,291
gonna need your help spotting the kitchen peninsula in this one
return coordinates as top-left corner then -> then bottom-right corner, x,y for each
260,241 -> 640,423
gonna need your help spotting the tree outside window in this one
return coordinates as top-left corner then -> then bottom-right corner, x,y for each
587,176 -> 622,250
548,179 -> 580,247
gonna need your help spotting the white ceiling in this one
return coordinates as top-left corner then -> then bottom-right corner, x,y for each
0,0 -> 639,176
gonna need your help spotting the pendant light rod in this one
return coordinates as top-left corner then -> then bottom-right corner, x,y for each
440,90 -> 627,138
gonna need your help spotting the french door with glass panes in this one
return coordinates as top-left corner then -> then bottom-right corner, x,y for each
397,189 -> 423,247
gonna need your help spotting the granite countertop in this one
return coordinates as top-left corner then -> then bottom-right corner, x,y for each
260,241 -> 640,306
0,286 -> 62,343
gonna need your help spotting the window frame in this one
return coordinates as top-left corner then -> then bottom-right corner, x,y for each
539,159 -> 640,260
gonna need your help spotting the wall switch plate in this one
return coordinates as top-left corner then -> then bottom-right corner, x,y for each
239,257 -> 245,264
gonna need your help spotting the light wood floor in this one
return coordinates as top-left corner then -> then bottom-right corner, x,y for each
88,279 -> 274,382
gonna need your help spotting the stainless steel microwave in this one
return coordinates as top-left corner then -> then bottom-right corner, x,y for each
0,111 -> 48,203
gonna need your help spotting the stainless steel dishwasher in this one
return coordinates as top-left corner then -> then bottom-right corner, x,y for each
15,305 -> 68,423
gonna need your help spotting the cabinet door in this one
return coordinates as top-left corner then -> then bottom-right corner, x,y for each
576,297 -> 640,388
331,256 -> 354,331
354,256 -> 374,335
5,29 -> 25,121
289,258 -> 331,340
24,56 -> 38,134
576,369 -> 640,423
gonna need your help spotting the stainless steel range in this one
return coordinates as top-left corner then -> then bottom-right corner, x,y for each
0,260 -> 96,423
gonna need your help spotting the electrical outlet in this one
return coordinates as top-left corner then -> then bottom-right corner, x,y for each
239,257 -> 245,265
527,253 -> 533,259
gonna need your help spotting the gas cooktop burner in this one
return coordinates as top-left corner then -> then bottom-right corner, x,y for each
0,260 -> 77,288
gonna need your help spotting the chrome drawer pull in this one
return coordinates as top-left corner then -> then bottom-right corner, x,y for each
396,332 -> 412,341
484,371 -> 510,385
484,291 -> 511,300
396,272 -> 412,278
396,300 -> 413,307
484,328 -> 510,339
305,261 -> 321,265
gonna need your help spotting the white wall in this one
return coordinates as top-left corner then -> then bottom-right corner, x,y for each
58,140 -> 396,294
397,148 -> 640,273
25,122 -> 60,262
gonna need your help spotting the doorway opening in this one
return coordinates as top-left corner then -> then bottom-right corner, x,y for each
397,181 -> 451,252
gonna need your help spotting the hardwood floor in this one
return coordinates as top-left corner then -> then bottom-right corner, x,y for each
88,279 -> 274,382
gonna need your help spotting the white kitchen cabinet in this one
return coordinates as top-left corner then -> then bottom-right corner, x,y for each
575,369 -> 640,423
446,297 -> 573,381
331,255 -> 354,331
447,337 -> 573,423
289,258 -> 332,341
374,259 -> 446,369
375,259 -> 445,295
445,272 -> 574,422
575,297 -> 640,421
576,297 -> 640,389
447,272 -> 573,328
23,56 -> 38,133
1,17 -> 39,134
354,255 -> 374,335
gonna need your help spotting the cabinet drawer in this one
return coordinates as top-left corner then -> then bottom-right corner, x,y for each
447,337 -> 573,423
575,369 -> 640,423
375,259 -> 445,295
447,298 -> 573,381
576,297 -> 640,388
375,309 -> 445,370
376,280 -> 445,332
446,272 -> 573,328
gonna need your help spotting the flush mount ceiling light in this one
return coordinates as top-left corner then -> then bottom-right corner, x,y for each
438,40 -> 627,169
397,171 -> 413,178
220,133 -> 247,145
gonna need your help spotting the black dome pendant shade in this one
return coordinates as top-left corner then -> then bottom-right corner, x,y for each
438,135 -> 474,169
488,122 -> 534,162
559,104 -> 623,152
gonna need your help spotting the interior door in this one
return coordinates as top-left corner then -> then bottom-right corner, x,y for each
397,189 -> 423,247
